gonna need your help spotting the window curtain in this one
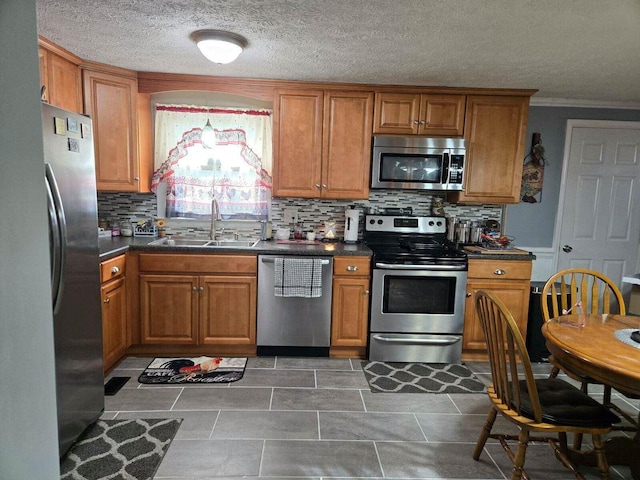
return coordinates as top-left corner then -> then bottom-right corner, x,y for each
151,104 -> 272,219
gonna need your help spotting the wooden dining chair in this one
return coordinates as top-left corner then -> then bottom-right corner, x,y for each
473,290 -> 619,480
541,269 -> 638,443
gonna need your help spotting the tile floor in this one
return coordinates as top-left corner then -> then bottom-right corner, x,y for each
104,357 -> 637,479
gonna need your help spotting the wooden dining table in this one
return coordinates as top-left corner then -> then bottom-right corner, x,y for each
542,313 -> 640,479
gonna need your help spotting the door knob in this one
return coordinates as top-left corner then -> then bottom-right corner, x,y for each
562,245 -> 573,253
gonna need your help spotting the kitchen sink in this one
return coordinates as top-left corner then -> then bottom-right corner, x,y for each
148,237 -> 259,248
206,240 -> 260,247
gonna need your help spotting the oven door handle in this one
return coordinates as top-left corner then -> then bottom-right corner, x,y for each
374,262 -> 467,271
371,334 -> 461,346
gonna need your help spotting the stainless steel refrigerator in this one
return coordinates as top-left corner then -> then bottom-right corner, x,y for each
42,103 -> 104,456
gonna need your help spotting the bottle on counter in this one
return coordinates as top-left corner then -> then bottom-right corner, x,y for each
109,221 -> 120,237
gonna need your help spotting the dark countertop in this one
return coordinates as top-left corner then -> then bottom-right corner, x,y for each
99,237 -> 534,262
98,236 -> 372,261
465,252 -> 536,261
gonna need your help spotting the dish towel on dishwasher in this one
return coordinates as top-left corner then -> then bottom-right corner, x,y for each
274,258 -> 323,298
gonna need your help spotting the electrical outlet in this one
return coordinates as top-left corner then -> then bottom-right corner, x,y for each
283,208 -> 298,226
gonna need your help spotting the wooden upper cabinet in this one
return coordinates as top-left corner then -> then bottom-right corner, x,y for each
38,40 -> 83,113
373,92 -> 465,136
322,91 -> 373,199
273,89 -> 324,198
453,95 -> 529,204
273,88 -> 373,199
83,69 -> 149,192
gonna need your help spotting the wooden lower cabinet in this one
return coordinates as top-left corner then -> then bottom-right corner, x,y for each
330,256 -> 371,357
136,254 -> 257,352
140,274 -> 199,344
199,276 -> 257,345
100,255 -> 128,373
462,259 -> 532,359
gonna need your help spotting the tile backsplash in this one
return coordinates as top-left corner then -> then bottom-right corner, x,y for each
98,190 -> 502,240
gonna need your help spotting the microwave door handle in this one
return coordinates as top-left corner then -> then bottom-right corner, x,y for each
442,152 -> 450,186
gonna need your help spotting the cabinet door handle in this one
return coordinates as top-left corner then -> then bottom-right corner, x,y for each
494,269 -> 506,275
111,266 -> 120,274
134,177 -> 140,181
192,286 -> 197,291
413,120 -> 420,124
364,290 -> 370,295
466,292 -> 472,298
103,298 -> 110,304
315,184 -> 321,189
199,286 -> 204,291
346,265 -> 358,272
419,120 -> 426,125
322,184 -> 327,188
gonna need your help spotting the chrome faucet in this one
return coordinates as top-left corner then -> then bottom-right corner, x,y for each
210,197 -> 222,240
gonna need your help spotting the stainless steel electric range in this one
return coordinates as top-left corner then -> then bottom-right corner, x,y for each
364,214 -> 468,363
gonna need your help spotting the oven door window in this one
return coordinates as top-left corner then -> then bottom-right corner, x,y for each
383,275 -> 456,314
379,153 -> 444,183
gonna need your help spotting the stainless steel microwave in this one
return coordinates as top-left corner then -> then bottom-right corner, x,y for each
371,136 -> 466,191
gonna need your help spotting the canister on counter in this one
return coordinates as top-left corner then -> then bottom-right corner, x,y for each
120,221 -> 133,237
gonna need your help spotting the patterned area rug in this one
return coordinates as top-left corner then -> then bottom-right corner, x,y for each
138,356 -> 247,384
362,361 -> 487,393
60,418 -> 181,480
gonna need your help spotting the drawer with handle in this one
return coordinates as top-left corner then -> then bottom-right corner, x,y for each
100,254 -> 126,283
333,256 -> 371,276
468,259 -> 531,280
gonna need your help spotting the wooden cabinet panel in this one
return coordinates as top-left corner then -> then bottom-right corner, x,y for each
48,53 -> 83,113
331,256 -> 371,353
468,259 -> 532,281
273,89 -> 373,200
333,256 -> 371,276
199,276 -> 257,345
273,89 -> 324,198
373,93 -> 420,135
455,95 -> 529,204
136,254 -> 258,350
463,259 -> 532,356
100,255 -> 126,283
38,47 -> 48,102
419,94 -> 466,136
322,91 -> 373,199
83,70 -> 141,192
38,43 -> 82,113
140,274 -> 199,344
101,276 -> 127,372
463,278 -> 531,352
331,277 -> 370,347
373,92 -> 465,136
139,253 -> 256,274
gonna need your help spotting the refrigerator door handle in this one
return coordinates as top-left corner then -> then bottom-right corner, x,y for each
45,163 -> 66,314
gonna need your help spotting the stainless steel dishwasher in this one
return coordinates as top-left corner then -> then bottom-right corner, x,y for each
257,255 -> 333,356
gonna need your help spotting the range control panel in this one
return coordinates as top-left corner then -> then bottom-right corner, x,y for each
364,215 -> 446,234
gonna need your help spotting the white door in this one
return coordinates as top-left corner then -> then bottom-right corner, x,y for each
555,120 -> 640,298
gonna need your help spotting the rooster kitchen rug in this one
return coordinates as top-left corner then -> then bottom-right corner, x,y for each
138,356 -> 247,385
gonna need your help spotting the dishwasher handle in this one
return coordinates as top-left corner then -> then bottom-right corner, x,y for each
261,257 -> 330,265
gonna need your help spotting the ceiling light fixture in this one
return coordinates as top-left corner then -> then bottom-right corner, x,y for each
191,30 -> 247,64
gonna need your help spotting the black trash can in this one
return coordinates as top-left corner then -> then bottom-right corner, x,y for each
526,281 -> 569,362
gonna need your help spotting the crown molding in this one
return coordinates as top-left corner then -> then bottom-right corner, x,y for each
530,97 -> 640,110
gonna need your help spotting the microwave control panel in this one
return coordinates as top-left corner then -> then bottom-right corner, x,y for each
447,154 -> 465,185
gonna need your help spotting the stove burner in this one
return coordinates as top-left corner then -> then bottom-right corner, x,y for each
364,214 -> 467,267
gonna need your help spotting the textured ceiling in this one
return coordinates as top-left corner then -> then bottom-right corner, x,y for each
36,0 -> 640,105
